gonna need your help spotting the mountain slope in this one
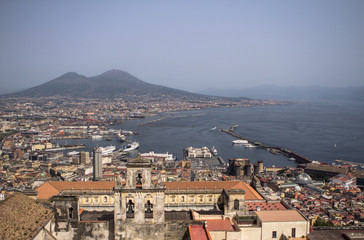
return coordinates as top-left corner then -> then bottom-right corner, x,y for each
7,70 -> 198,98
199,85 -> 364,102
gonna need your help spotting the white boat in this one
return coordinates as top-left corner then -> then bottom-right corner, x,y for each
289,157 -> 296,161
244,144 -> 256,148
141,151 -> 175,161
91,135 -> 103,140
99,145 -> 116,155
232,139 -> 248,144
123,142 -> 139,152
67,151 -> 79,156
211,146 -> 218,156
121,129 -> 134,135
210,127 -> 217,130
116,133 -> 126,142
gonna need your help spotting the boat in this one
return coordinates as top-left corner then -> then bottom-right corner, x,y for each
232,139 -> 248,144
67,151 -> 79,156
123,142 -> 139,152
99,145 -> 116,155
210,127 -> 217,130
116,133 -> 126,142
289,157 -> 296,161
244,144 -> 256,148
121,129 -> 134,135
91,135 -> 103,140
211,146 -> 218,156
140,151 -> 175,161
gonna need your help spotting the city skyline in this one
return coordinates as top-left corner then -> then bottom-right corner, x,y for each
1,1 -> 364,92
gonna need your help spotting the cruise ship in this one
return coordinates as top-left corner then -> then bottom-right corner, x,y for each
140,151 -> 175,161
99,145 -> 116,155
123,142 -> 139,152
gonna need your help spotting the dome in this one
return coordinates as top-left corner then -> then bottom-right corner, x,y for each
296,173 -> 313,185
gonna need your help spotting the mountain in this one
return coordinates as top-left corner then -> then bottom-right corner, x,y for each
6,70 -> 199,98
199,85 -> 364,102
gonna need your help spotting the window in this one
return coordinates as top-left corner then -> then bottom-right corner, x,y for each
272,231 -> 277,238
234,199 -> 239,210
68,207 -> 73,219
292,228 -> 296,238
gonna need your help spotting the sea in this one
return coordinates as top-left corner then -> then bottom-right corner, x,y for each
56,101 -> 364,167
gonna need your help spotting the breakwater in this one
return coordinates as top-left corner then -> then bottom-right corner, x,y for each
221,128 -> 312,164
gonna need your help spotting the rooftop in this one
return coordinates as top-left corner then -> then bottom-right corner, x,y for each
0,193 -> 53,239
245,202 -> 287,211
164,181 -> 263,200
255,209 -> 307,222
189,225 -> 211,240
204,218 -> 235,231
36,181 -> 116,199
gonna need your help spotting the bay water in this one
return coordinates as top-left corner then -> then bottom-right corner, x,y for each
57,101 -> 364,167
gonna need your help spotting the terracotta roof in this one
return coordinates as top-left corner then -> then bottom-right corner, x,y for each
189,225 -> 211,240
164,181 -> 263,200
0,193 -> 53,240
205,218 -> 234,231
245,202 -> 287,211
36,181 -> 116,199
255,209 -> 306,222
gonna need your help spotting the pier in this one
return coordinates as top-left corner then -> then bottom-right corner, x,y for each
221,128 -> 312,164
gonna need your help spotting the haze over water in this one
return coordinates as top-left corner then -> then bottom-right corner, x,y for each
58,102 -> 364,166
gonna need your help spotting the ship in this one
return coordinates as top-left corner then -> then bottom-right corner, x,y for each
211,146 -> 218,156
91,135 -> 103,140
140,151 -> 175,161
123,142 -> 139,152
99,145 -> 116,155
116,133 -> 126,142
67,151 -> 79,156
232,139 -> 248,144
121,129 -> 134,135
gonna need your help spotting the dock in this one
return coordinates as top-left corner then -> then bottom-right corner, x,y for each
221,128 -> 312,164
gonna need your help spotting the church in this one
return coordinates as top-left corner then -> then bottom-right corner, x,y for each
31,155 -> 309,240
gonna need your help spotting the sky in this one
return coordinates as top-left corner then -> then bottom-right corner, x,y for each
0,1 -> 364,92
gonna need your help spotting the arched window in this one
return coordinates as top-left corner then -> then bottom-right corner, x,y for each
136,172 -> 142,189
103,196 -> 108,203
68,207 -> 73,219
234,199 -> 239,210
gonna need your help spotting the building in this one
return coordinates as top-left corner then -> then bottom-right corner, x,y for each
93,147 -> 102,181
33,155 -> 310,240
184,146 -> 213,159
80,151 -> 90,164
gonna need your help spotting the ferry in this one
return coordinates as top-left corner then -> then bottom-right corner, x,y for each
67,151 -> 79,156
123,142 -> 139,152
140,151 -> 175,161
211,146 -> 218,156
232,139 -> 248,144
99,145 -> 116,155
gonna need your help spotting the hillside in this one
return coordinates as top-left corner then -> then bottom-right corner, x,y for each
7,70 -> 199,98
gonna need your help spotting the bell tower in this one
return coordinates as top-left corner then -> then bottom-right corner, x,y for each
114,155 -> 165,239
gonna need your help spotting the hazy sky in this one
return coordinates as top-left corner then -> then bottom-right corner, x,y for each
1,1 -> 364,92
